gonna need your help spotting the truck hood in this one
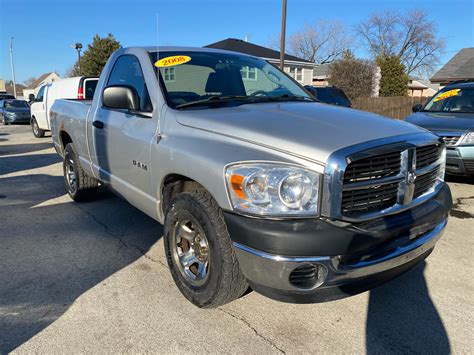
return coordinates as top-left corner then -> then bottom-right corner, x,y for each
405,111 -> 474,134
176,102 -> 425,164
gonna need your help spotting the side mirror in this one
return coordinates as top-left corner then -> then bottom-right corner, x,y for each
412,103 -> 422,112
29,94 -> 35,102
102,85 -> 139,111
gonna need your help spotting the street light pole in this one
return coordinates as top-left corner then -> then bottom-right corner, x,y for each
75,43 -> 83,75
279,0 -> 287,70
9,37 -> 17,98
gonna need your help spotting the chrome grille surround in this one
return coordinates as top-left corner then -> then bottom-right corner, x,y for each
322,133 -> 445,222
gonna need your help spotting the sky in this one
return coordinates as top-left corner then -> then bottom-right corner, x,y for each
0,0 -> 473,83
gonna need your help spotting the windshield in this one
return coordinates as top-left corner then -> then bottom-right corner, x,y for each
150,51 -> 313,109
4,100 -> 29,108
423,87 -> 474,113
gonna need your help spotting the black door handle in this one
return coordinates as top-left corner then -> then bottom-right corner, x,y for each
92,120 -> 104,129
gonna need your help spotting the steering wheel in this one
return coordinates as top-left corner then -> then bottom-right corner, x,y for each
250,90 -> 268,97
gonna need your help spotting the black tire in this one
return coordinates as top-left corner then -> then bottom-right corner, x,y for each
164,189 -> 248,308
31,117 -> 45,138
63,143 -> 99,201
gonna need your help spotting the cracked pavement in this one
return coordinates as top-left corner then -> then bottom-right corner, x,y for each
1,125 -> 473,353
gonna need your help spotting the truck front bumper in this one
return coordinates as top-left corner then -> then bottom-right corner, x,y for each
224,183 -> 451,303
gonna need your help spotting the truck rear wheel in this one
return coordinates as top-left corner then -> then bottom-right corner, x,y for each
164,189 -> 248,308
63,143 -> 98,201
31,118 -> 45,138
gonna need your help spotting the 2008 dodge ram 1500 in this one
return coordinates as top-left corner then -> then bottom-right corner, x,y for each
50,47 -> 452,308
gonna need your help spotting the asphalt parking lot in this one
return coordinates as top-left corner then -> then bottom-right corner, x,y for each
0,124 -> 473,354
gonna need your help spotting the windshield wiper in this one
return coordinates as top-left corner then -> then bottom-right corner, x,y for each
175,95 -> 251,109
265,94 -> 316,102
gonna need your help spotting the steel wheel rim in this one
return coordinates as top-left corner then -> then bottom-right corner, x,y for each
171,217 -> 210,286
65,153 -> 77,193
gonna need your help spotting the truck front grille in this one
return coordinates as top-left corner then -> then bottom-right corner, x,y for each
341,144 -> 443,217
342,182 -> 399,214
414,167 -> 439,198
344,151 -> 401,183
416,144 -> 441,169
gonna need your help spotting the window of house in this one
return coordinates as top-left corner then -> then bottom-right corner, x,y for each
163,67 -> 175,82
240,66 -> 257,80
288,67 -> 303,81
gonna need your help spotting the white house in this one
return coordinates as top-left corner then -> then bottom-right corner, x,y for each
408,77 -> 440,97
23,72 -> 61,99
205,38 -> 316,85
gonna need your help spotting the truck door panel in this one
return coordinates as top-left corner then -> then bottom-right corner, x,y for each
89,54 -> 158,215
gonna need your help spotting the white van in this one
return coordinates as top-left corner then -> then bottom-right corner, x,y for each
30,76 -> 98,137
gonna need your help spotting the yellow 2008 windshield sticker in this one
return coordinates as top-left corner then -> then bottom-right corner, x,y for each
433,89 -> 460,102
155,55 -> 191,68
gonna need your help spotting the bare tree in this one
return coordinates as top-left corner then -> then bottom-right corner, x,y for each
329,52 -> 376,100
266,33 -> 282,51
65,63 -> 80,78
23,77 -> 37,88
356,9 -> 445,75
288,20 -> 352,64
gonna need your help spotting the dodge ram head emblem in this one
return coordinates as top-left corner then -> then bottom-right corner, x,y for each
399,148 -> 417,205
407,171 -> 416,185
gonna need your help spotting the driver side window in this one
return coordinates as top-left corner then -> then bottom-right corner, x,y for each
107,55 -> 153,112
36,86 -> 45,102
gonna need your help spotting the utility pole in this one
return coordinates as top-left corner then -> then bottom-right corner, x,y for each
279,0 -> 287,70
9,37 -> 17,98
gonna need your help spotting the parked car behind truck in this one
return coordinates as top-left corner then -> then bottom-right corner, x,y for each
406,81 -> 474,177
0,99 -> 31,125
30,76 -> 98,138
50,47 -> 451,308
304,85 -> 351,107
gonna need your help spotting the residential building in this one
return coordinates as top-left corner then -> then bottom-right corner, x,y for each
205,38 -> 315,85
312,64 -> 331,86
0,79 -> 6,93
431,47 -> 474,87
23,72 -> 61,99
408,77 -> 440,97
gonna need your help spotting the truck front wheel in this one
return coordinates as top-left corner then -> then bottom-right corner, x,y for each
63,143 -> 98,201
164,189 -> 248,308
31,118 -> 45,138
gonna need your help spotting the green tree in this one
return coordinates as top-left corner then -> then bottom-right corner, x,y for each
377,56 -> 408,97
71,34 -> 121,77
328,51 -> 375,100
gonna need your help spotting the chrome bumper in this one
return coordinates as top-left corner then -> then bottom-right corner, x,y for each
233,219 -> 447,293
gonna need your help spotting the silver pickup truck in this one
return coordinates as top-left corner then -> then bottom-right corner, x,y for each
51,46 -> 452,308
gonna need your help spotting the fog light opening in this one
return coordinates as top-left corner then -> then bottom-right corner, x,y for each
289,263 -> 327,290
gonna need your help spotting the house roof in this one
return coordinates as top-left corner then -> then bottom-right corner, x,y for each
204,38 -> 313,64
312,63 -> 331,78
28,72 -> 59,89
431,47 -> 474,83
5,82 -> 25,96
408,77 -> 440,91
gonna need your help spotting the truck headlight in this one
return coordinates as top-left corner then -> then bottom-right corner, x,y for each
225,163 -> 321,216
460,132 -> 474,145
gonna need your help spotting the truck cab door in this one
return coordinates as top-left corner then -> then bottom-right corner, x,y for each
30,85 -> 48,129
89,54 -> 158,214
